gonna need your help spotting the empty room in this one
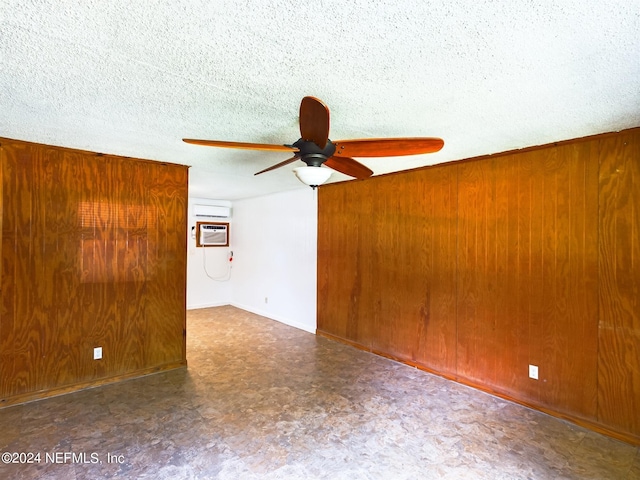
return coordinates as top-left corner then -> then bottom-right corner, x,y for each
1,1 -> 639,479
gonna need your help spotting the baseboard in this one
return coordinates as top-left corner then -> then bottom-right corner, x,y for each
0,361 -> 187,409
316,329 -> 640,447
230,302 -> 316,334
187,301 -> 230,310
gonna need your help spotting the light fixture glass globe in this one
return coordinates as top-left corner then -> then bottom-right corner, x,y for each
293,166 -> 332,188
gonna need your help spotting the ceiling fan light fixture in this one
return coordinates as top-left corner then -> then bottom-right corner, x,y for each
293,166 -> 332,188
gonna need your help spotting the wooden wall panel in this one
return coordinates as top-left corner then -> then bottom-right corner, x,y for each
541,142 -> 599,417
597,130 -> 640,435
318,178 -> 376,347
318,127 -> 640,444
0,145 -> 20,397
146,162 -> 189,366
456,144 -> 599,418
318,165 -> 458,374
0,139 -> 188,406
377,168 -> 458,373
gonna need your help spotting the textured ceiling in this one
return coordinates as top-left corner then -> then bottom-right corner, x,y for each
1,1 -> 639,200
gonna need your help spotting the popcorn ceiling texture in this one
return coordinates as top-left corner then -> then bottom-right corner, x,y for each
1,0 -> 639,199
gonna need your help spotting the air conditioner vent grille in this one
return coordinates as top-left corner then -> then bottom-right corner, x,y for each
196,222 -> 229,247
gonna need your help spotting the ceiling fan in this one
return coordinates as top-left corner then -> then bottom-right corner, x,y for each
183,96 -> 444,187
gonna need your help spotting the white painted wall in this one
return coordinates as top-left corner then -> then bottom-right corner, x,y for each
186,198 -> 233,309
229,188 -> 318,333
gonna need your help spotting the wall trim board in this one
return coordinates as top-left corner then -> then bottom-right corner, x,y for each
232,302 -> 316,334
187,301 -> 230,310
0,361 -> 187,409
317,330 -> 640,446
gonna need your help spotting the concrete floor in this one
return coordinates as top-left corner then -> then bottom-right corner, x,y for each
1,305 -> 638,479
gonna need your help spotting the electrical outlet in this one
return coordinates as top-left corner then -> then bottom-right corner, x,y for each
264,297 -> 268,304
529,364 -> 538,380
94,347 -> 103,360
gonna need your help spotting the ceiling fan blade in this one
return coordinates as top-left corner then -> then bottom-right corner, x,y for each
324,156 -> 373,179
254,155 -> 301,176
299,96 -> 330,148
183,138 -> 297,152
333,137 -> 444,157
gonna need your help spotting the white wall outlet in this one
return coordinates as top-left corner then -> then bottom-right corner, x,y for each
529,364 -> 539,380
94,347 -> 103,360
264,297 -> 268,304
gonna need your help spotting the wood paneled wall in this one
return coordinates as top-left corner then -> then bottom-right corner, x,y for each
597,132 -> 640,437
317,165 -> 458,375
317,127 -> 640,444
0,139 -> 188,406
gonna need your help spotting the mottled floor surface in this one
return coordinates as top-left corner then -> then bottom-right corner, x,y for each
1,306 -> 638,479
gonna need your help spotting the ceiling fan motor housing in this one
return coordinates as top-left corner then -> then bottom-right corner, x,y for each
292,138 -> 336,167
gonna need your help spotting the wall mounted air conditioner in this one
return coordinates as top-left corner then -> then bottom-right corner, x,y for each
194,204 -> 231,218
197,222 -> 229,247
